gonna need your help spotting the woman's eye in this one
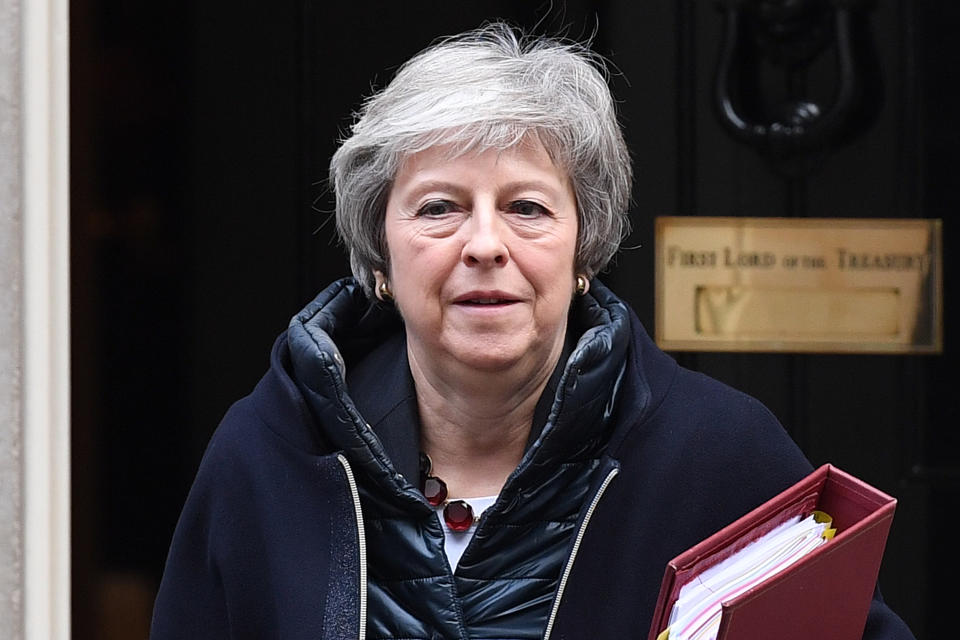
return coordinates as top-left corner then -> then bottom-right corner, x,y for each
416,200 -> 457,217
509,200 -> 550,218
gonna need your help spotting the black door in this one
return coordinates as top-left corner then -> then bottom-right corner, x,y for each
71,1 -> 953,636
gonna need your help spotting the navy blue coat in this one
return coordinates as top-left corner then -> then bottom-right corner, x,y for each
151,279 -> 914,639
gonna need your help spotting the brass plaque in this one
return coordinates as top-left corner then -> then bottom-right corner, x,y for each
655,217 -> 942,353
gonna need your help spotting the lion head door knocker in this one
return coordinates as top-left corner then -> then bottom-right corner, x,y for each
714,0 -> 880,173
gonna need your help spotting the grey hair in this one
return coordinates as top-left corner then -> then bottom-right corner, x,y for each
330,22 -> 633,295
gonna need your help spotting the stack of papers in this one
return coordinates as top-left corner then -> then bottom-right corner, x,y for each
663,513 -> 834,640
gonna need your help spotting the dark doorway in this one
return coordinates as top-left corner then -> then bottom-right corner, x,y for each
70,2 -> 952,637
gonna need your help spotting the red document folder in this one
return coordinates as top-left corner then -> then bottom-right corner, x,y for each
647,464 -> 897,640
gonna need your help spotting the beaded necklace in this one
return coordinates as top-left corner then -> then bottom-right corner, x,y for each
419,452 -> 480,532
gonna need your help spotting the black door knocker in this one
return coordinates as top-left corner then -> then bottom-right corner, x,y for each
713,0 -> 880,170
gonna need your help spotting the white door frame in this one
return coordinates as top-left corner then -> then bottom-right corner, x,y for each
21,0 -> 71,636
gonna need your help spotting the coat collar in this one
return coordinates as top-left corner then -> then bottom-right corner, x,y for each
283,277 -> 642,507
343,328 -> 569,489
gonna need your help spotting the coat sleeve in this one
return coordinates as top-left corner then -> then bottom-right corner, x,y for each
150,390 -> 361,640
150,448 -> 234,639
863,587 -> 916,639
682,372 -> 917,640
638,365 -> 917,640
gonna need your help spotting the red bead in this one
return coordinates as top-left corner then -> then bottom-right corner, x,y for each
423,476 -> 448,507
443,500 -> 475,532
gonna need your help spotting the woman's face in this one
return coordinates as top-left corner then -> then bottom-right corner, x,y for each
383,138 -> 579,377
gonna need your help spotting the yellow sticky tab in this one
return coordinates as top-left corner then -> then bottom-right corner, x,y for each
656,628 -> 671,640
812,510 -> 835,539
812,510 -> 833,526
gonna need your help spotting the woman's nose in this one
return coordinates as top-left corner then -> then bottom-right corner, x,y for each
461,208 -> 509,267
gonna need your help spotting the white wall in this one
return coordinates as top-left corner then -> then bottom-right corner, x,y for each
0,0 -> 26,633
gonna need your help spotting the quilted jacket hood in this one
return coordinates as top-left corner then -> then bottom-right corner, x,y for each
284,276 -> 642,505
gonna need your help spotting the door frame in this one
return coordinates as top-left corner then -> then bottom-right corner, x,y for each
21,0 -> 71,636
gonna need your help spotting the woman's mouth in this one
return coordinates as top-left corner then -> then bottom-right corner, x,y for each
460,298 -> 514,305
452,292 -> 520,307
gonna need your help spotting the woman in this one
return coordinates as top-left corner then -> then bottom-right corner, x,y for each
152,23 -> 914,640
